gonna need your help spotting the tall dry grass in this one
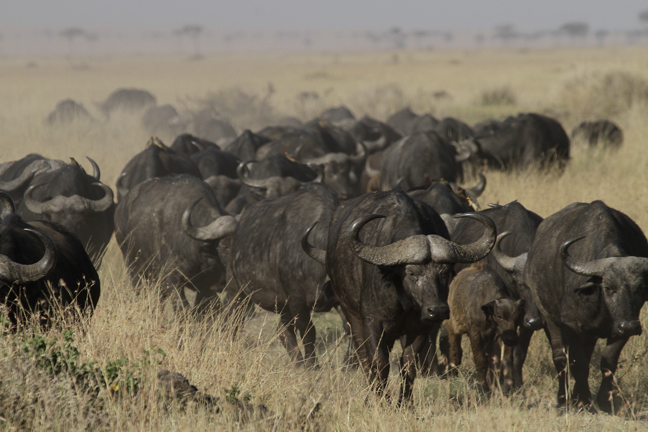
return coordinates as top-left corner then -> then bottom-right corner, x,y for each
1,46 -> 648,430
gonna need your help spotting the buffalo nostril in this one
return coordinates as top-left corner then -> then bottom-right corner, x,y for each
525,317 -> 542,330
618,321 -> 642,337
427,306 -> 450,321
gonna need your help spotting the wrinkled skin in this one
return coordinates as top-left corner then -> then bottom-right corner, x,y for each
326,190 -> 494,402
524,201 -> 648,413
0,212 -> 100,330
449,201 -> 543,388
225,183 -> 339,367
115,175 -> 235,312
445,263 -> 524,394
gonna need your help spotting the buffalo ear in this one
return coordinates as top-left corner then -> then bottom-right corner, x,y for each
514,299 -> 525,309
481,301 -> 496,318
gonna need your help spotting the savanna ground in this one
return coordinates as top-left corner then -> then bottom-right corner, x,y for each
1,46 -> 648,430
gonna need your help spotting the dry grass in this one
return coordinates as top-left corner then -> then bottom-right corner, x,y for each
1,46 -> 648,430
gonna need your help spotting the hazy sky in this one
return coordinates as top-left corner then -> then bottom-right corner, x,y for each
3,0 -> 647,30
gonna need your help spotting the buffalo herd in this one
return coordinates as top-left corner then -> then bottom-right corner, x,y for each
2,91 -> 643,414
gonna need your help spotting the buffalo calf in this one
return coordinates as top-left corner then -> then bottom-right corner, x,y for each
445,263 -> 524,393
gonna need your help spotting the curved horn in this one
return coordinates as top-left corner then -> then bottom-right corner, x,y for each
0,228 -> 57,284
294,143 -> 305,160
306,163 -> 324,183
455,148 -> 472,163
362,135 -> 388,153
236,161 -> 270,189
492,231 -> 527,273
301,222 -> 326,265
0,160 -> 46,192
465,173 -> 486,197
86,156 -> 101,180
0,192 -> 15,220
348,214 -> 431,266
560,236 -> 611,278
349,141 -> 368,165
487,203 -> 502,209
23,182 -> 114,214
427,212 -> 496,263
364,161 -> 380,178
182,198 -> 237,242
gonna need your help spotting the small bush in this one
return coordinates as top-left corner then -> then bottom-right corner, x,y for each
480,86 -> 517,106
560,70 -> 648,119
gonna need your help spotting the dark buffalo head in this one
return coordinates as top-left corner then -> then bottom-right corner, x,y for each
561,237 -> 648,338
492,231 -> 543,330
348,212 -> 496,321
20,158 -> 114,257
481,298 -> 525,346
303,145 -> 366,200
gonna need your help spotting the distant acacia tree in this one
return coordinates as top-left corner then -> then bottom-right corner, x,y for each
60,27 -> 86,55
640,9 -> 648,24
175,25 -> 204,59
494,24 -> 519,46
558,22 -> 589,44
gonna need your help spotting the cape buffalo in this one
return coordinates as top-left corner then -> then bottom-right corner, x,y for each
0,154 -> 66,207
170,133 -> 217,156
18,157 -> 115,262
224,130 -> 271,162
142,105 -> 187,140
445,263 -> 524,394
474,113 -> 570,172
116,136 -> 201,201
0,193 -> 100,329
501,200 -> 648,412
570,120 -> 623,150
381,131 -> 469,189
324,189 -> 496,402
225,183 -> 339,367
114,175 -> 236,312
386,107 -> 419,135
46,99 -> 92,124
408,174 -> 486,218
99,88 -> 156,117
452,200 -> 544,389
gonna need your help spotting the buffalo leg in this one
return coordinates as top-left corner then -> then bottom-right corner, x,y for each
468,331 -> 489,392
568,337 -> 595,408
446,321 -> 463,377
336,305 -> 359,368
365,321 -> 391,397
278,312 -> 305,366
501,343 -> 515,395
417,323 -> 441,377
512,327 -> 534,390
597,337 -> 629,414
400,331 -> 427,403
292,305 -> 318,368
544,323 -> 568,407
